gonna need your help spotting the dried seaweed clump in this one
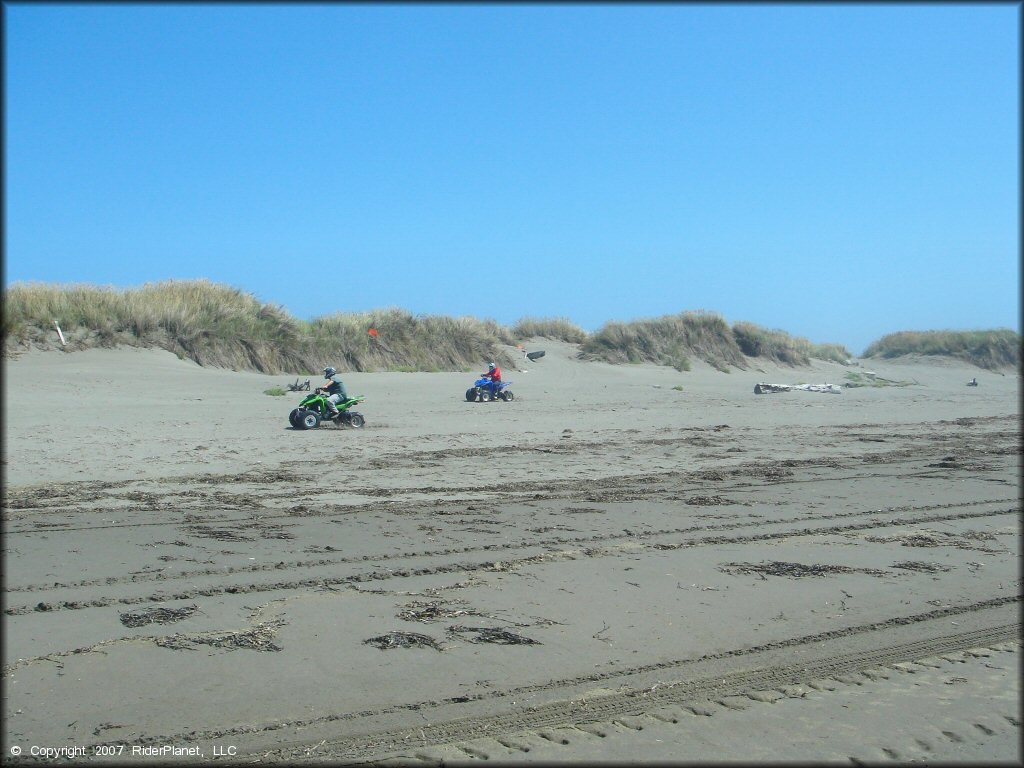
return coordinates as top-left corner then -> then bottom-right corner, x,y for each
890,561 -> 953,573
120,604 -> 200,628
396,600 -> 478,624
446,625 -> 540,645
156,620 -> 284,652
718,561 -> 887,578
866,529 -> 1001,552
364,632 -> 445,651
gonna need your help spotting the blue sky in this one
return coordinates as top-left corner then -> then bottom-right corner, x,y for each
4,3 -> 1019,354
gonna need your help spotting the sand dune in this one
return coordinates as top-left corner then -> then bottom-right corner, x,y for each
2,342 -> 1019,763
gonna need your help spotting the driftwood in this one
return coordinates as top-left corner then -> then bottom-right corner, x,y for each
754,383 -> 842,395
287,378 -> 311,391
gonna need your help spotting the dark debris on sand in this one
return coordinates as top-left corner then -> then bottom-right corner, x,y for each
155,620 -> 284,652
364,631 -> 445,651
446,625 -> 540,645
718,561 -> 888,578
120,604 -> 200,628
396,599 -> 479,624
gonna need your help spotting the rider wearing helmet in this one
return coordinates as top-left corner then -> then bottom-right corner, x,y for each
481,361 -> 502,398
320,366 -> 349,418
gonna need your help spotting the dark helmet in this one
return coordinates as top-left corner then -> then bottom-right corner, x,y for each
324,367 -> 336,377
488,362 -> 496,370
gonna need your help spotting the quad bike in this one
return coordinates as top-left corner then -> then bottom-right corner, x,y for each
465,377 -> 514,402
289,389 -> 366,429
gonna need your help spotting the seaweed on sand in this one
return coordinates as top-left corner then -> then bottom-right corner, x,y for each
446,625 -> 540,645
120,604 -> 200,628
718,561 -> 887,578
155,620 -> 284,652
364,631 -> 445,651
396,599 -> 479,623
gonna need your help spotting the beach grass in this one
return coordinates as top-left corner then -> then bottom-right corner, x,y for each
580,313 -> 852,372
2,281 -> 517,374
6,280 -> 1004,375
580,310 -> 744,372
511,316 -> 588,343
863,329 -> 1020,370
732,321 -> 853,366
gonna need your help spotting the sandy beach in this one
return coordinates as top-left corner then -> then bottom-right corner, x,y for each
2,341 -> 1020,764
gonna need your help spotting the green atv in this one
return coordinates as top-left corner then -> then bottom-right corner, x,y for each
289,389 -> 366,430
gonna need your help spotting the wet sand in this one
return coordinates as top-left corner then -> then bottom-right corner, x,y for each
2,341 -> 1020,763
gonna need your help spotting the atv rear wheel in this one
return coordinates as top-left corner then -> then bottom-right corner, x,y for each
347,412 -> 365,428
298,409 -> 321,430
466,388 -> 479,402
500,390 -> 514,401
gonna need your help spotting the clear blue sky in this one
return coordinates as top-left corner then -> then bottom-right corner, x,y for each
4,3 -> 1019,355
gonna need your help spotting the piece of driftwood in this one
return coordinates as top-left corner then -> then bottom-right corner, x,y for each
754,383 -> 842,395
287,379 -> 311,391
525,350 -> 545,362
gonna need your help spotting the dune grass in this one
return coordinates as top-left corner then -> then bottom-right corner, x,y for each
3,281 -> 516,374
308,308 -> 516,372
580,310 -> 746,372
580,313 -> 851,372
732,321 -> 853,366
12,279 -> 990,375
511,316 -> 588,344
863,329 -> 1020,370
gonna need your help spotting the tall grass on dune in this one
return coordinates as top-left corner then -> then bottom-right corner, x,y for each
863,329 -> 1020,370
511,316 -> 588,343
581,310 -> 747,372
4,280 -> 888,375
732,322 -> 853,366
580,313 -> 851,371
3,280 -> 308,371
309,308 -> 516,372
3,281 -> 516,373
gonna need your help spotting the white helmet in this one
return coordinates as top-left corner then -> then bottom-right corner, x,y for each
324,367 -> 336,377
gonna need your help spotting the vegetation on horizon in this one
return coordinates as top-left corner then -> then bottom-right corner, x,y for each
511,316 -> 588,344
9,279 -> 999,374
580,310 -> 745,372
2,281 -> 518,374
732,321 -> 852,366
863,329 -> 1020,370
580,313 -> 853,371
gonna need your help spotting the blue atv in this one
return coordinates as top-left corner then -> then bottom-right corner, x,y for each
466,377 -> 514,402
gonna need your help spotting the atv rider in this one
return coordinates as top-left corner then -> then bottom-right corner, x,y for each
481,362 -> 502,398
319,367 -> 349,418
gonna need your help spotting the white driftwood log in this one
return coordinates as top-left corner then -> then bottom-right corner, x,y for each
754,383 -> 842,395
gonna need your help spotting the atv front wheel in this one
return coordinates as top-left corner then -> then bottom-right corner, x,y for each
297,409 -> 321,430
466,388 -> 479,402
288,408 -> 303,427
479,388 -> 492,402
